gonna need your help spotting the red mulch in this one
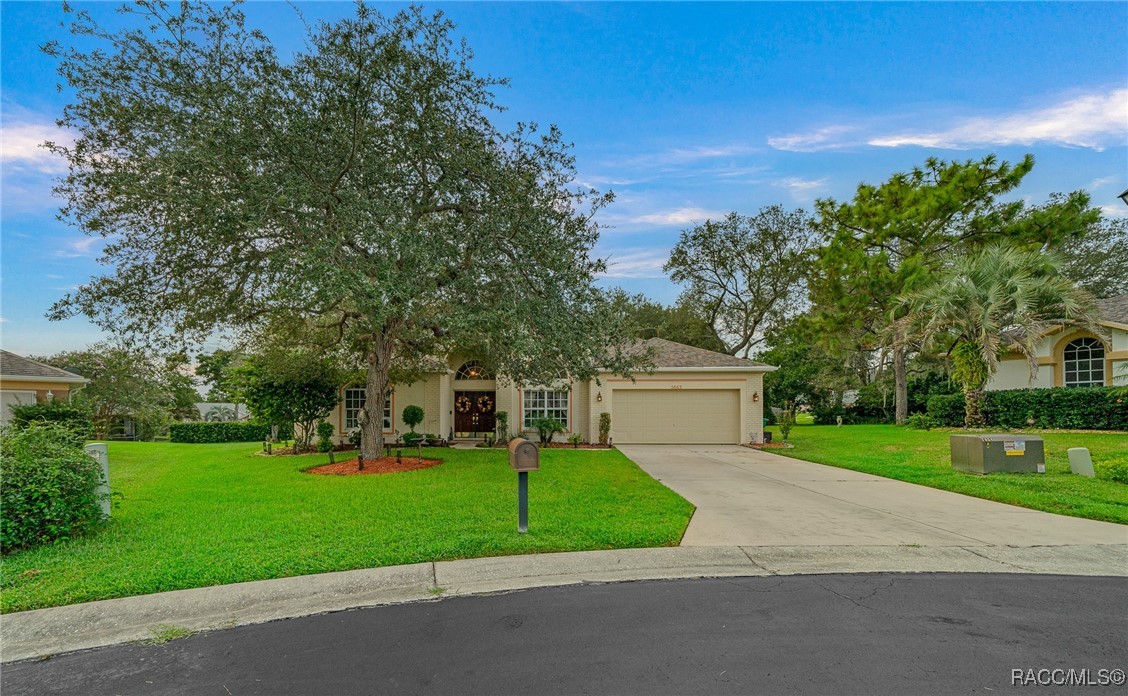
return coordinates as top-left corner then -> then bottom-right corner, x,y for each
303,456 -> 443,476
745,442 -> 795,450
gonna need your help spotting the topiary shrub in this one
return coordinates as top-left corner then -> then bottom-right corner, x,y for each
402,405 -> 424,433
8,401 -> 94,439
495,411 -> 509,442
1,423 -> 107,553
316,420 -> 335,452
598,412 -> 611,445
168,421 -> 273,443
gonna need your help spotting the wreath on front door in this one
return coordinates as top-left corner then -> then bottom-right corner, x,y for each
477,394 -> 494,412
455,395 -> 473,413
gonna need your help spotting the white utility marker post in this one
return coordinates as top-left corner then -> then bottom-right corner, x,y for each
1067,448 -> 1095,478
84,443 -> 111,517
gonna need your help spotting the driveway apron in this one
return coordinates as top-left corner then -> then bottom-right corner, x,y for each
618,445 -> 1128,547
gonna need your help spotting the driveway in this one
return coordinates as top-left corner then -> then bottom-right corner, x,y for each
619,445 -> 1128,547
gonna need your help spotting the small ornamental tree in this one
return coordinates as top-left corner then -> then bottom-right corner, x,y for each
598,412 -> 611,445
402,405 -> 424,433
532,418 -> 565,445
231,351 -> 341,452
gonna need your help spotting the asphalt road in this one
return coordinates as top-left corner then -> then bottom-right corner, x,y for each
4,574 -> 1126,695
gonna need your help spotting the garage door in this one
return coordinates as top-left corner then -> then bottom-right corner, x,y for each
613,389 -> 741,444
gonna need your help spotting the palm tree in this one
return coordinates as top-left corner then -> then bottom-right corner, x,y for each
895,244 -> 1103,427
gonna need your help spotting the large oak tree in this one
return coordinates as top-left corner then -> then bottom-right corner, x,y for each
46,1 -> 637,457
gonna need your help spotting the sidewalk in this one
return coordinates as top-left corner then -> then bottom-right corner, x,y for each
4,543 -> 1126,663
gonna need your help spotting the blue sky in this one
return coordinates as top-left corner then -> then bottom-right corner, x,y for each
2,1 -> 1126,355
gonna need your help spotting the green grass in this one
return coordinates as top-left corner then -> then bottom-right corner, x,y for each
0,443 -> 692,613
768,424 -> 1128,525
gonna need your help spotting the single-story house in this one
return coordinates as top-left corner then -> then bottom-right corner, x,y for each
327,338 -> 777,445
987,293 -> 1128,391
0,350 -> 89,425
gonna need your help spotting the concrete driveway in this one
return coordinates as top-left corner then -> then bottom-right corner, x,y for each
619,445 -> 1128,547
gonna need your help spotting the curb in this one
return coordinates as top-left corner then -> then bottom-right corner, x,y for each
3,543 -> 1126,663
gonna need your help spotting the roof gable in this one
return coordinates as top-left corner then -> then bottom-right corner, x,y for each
0,350 -> 88,382
636,338 -> 773,369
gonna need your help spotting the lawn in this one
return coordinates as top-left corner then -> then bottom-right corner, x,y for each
768,424 -> 1128,525
0,443 -> 693,613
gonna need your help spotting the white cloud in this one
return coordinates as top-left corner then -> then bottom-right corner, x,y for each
767,126 -> 857,153
868,89 -> 1128,151
630,207 -> 727,226
55,236 -> 102,258
1089,176 -> 1118,190
773,176 -> 828,201
768,88 -> 1128,153
598,249 -> 670,279
1099,204 -> 1128,218
1,122 -> 71,173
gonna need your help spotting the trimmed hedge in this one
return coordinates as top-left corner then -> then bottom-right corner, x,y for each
927,387 -> 1127,430
8,401 -> 94,439
169,421 -> 273,443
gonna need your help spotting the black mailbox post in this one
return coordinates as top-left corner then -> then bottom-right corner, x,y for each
508,438 -> 539,533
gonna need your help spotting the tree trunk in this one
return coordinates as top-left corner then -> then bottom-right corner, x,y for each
963,387 -> 986,428
893,344 -> 908,425
360,344 -> 390,461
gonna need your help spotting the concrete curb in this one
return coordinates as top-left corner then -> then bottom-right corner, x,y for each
3,543 -> 1126,663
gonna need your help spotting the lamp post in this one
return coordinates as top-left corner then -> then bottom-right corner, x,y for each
1119,188 -> 1128,207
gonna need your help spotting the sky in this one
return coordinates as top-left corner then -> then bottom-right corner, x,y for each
2,1 -> 1126,356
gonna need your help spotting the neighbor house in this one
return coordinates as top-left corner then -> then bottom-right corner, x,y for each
327,338 -> 776,445
987,293 -> 1128,391
0,350 -> 88,425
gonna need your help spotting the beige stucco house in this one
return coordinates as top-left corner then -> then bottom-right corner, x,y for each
0,350 -> 89,425
987,294 -> 1128,391
327,338 -> 776,445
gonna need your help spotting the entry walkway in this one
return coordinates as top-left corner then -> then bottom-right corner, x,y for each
618,445 -> 1128,547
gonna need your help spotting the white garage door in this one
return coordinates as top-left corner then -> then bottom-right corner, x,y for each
1,390 -> 37,425
613,389 -> 741,444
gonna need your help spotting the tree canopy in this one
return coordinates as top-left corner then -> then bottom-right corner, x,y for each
46,2 -> 638,457
809,154 -> 1097,422
664,205 -> 816,357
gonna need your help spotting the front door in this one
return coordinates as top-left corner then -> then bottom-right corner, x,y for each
454,391 -> 496,436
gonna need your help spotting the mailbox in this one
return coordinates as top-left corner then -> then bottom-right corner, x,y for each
950,434 -> 1044,475
508,437 -> 540,472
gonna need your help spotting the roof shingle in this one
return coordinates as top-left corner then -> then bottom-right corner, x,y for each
1096,293 -> 1128,325
633,338 -> 772,369
0,350 -> 87,382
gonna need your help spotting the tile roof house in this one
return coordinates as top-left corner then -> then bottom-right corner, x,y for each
987,293 -> 1128,391
328,337 -> 777,445
0,350 -> 88,425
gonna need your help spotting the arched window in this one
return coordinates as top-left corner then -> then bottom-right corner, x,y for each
1063,337 -> 1105,388
455,361 -> 493,380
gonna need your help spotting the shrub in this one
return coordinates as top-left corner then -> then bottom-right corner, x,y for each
531,417 -> 565,445
927,394 -> 966,427
495,411 -> 509,442
402,405 -> 424,433
1,423 -> 107,553
778,407 -> 796,441
168,421 -> 273,443
402,432 -> 425,447
905,413 -> 938,430
567,433 -> 582,448
316,420 -> 335,452
1095,458 -> 1128,485
8,401 -> 94,439
598,412 -> 611,445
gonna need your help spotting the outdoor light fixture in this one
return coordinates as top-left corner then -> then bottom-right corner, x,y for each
45,391 -> 54,401
752,392 -> 759,402
1120,188 -> 1128,207
596,391 -> 603,402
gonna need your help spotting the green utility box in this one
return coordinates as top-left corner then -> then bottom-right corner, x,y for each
950,434 -> 1045,475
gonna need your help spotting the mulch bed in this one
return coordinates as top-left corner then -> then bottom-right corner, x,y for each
303,456 -> 444,476
745,442 -> 795,450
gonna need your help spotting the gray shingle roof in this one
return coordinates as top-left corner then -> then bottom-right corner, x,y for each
1096,294 -> 1128,325
0,350 -> 87,382
635,338 -> 772,369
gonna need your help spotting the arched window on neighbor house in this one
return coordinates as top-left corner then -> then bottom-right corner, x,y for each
1063,337 -> 1105,388
455,361 -> 493,380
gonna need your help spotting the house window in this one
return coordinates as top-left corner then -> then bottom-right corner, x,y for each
523,389 -> 569,429
344,388 -> 392,430
1063,338 -> 1105,388
455,361 -> 493,380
